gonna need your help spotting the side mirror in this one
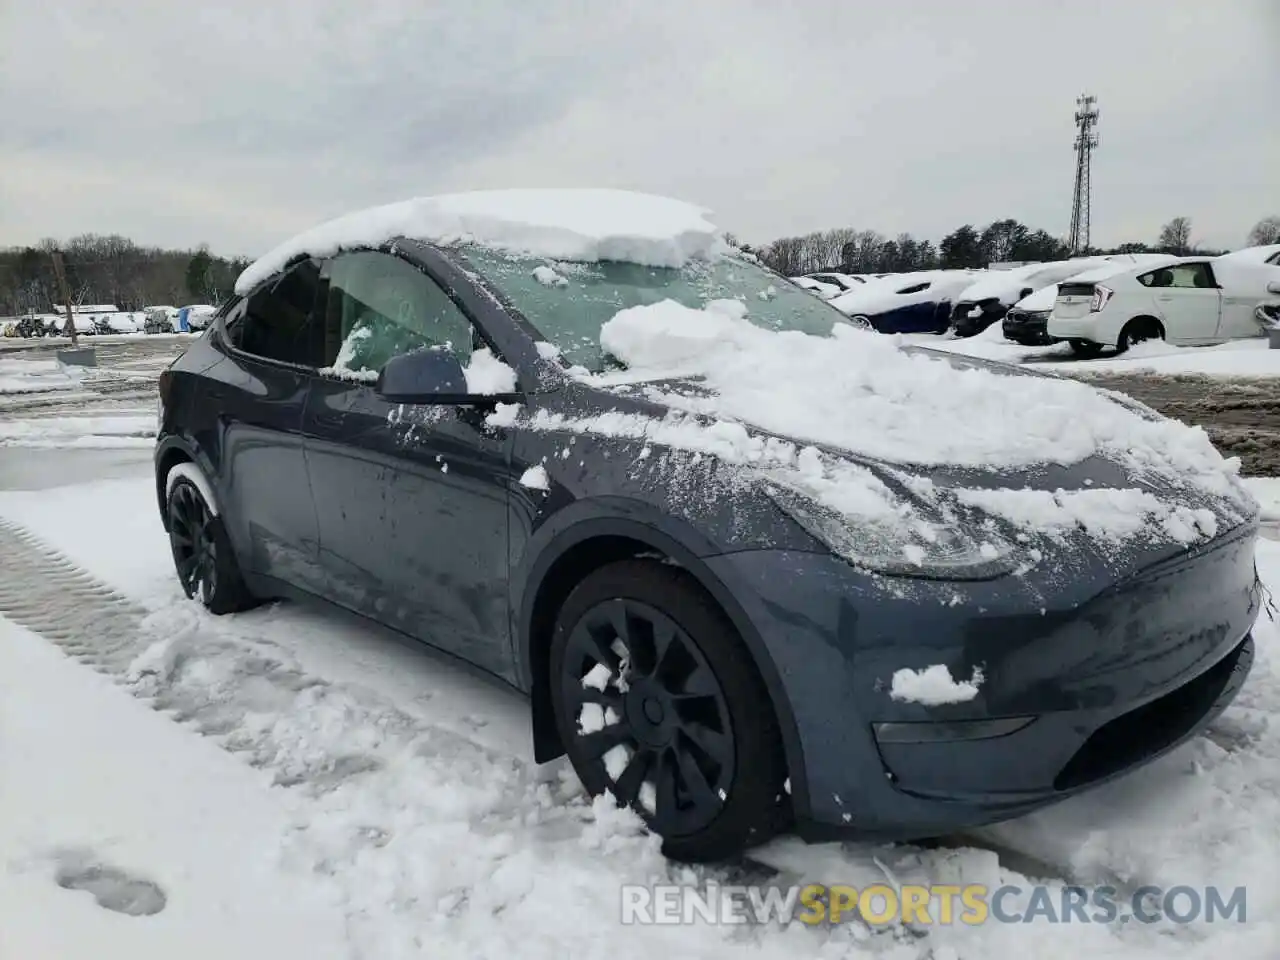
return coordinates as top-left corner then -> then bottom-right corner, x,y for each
376,347 -> 469,403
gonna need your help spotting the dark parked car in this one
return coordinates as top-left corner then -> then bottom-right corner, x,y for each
155,228 -> 1260,863
1002,302 -> 1058,345
829,271 -> 980,334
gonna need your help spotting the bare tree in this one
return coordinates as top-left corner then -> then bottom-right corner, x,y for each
1157,217 -> 1193,255
1247,216 -> 1280,248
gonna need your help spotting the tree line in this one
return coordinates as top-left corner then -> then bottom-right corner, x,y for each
0,235 -> 249,317
3,213 -> 1278,317
751,214 -> 1280,278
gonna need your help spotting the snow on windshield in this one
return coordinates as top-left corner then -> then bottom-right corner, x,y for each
463,247 -> 850,372
237,189 -> 723,294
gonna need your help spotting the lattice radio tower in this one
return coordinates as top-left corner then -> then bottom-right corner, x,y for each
1068,94 -> 1099,254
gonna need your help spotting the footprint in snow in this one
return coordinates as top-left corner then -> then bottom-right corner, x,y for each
54,851 -> 167,917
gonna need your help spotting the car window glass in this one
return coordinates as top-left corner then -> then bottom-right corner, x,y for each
236,258 -> 324,366
1160,263 -> 1214,289
321,251 -> 476,374
896,282 -> 930,295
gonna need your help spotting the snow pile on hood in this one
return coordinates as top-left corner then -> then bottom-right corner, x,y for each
597,299 -> 1247,502
237,189 -> 721,294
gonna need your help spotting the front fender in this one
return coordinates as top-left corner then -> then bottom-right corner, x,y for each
511,497 -> 808,812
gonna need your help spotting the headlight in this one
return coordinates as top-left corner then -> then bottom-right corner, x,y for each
764,481 -> 1019,581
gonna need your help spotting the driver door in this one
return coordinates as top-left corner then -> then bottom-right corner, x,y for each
301,250 -> 517,680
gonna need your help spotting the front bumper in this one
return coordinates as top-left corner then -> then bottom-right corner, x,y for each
1001,311 -> 1057,345
705,524 -> 1261,840
951,301 -> 1007,337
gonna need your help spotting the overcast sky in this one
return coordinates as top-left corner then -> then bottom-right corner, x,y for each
3,0 -> 1277,257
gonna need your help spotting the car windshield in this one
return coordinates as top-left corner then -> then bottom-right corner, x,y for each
457,246 -> 856,372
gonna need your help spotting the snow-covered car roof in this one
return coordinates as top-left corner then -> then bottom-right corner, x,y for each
236,189 -> 723,295
1053,255 -> 1185,287
1216,244 -> 1280,265
790,276 -> 840,298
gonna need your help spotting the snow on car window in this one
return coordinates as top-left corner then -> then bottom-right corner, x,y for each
458,247 -> 854,373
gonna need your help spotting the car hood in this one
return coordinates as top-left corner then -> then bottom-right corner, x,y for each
573,347 -> 1258,563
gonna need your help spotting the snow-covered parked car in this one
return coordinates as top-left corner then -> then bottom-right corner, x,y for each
828,269 -> 982,334
998,255 -> 1176,346
155,188 -> 1259,862
949,255 -> 1171,338
1048,250 -> 1280,356
789,276 -> 841,299
805,272 -> 874,292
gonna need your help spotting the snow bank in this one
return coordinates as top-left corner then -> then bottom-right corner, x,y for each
0,357 -> 83,395
237,189 -> 722,293
889,664 -> 983,704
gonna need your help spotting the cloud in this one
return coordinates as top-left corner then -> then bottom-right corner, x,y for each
3,0 -> 1277,255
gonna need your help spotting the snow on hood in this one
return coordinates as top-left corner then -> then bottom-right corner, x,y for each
1014,284 -> 1060,312
828,270 -> 981,316
236,189 -> 722,294
584,299 -> 1253,547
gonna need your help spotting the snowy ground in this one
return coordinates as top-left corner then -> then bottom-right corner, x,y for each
906,326 -> 1280,379
2,430 -> 1280,956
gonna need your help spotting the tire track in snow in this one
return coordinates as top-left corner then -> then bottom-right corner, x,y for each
0,518 -> 151,672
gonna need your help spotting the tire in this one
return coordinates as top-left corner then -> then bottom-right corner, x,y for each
849,314 -> 874,331
549,560 -> 788,862
1069,339 -> 1105,358
165,475 -> 255,614
1116,317 -> 1164,354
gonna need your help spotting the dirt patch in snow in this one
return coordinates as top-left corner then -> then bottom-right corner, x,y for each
1070,372 -> 1280,476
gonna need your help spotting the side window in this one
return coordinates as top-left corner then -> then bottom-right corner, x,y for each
1161,263 -> 1215,289
1267,252 -> 1280,266
234,258 -> 325,366
320,251 -> 477,375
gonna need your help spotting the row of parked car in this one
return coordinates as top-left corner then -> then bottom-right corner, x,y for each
791,243 -> 1280,354
0,304 -> 218,338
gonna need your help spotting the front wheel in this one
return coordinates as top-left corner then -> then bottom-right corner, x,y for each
165,474 -> 255,614
549,560 -> 789,862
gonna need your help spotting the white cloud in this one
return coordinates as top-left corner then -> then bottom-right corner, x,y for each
2,0 -> 1277,255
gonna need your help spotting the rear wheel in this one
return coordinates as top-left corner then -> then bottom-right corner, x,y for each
165,475 -> 254,614
848,314 -> 874,331
1069,339 -> 1105,358
1116,317 -> 1164,354
549,560 -> 788,862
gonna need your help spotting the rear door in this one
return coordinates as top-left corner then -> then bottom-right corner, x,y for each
1141,262 -> 1221,344
300,250 -> 517,680
205,258 -> 327,592
1214,260 -> 1277,340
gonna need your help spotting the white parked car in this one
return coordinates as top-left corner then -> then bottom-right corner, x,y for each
950,255 -> 1172,338
789,276 -> 842,299
1048,251 -> 1280,356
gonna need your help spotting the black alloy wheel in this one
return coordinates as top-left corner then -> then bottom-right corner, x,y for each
550,560 -> 788,862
